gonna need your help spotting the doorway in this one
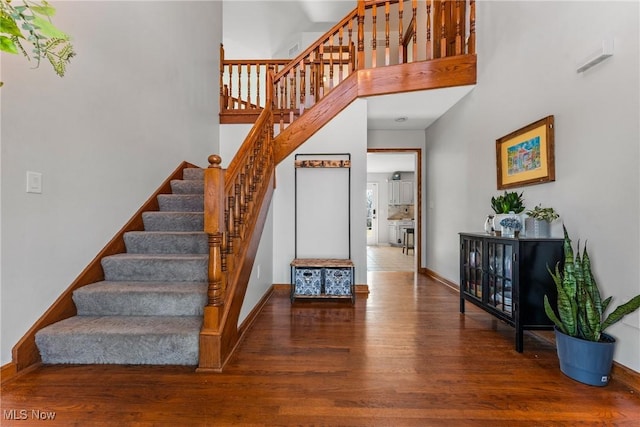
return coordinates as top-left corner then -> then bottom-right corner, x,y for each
366,148 -> 422,273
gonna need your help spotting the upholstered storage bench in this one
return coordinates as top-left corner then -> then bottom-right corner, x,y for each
290,259 -> 355,303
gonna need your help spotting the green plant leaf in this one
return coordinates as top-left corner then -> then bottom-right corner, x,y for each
30,3 -> 56,17
32,15 -> 67,39
0,34 -> 18,53
601,295 -> 640,332
544,295 -> 566,334
0,14 -> 24,38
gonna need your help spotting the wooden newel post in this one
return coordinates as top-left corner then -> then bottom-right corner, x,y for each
204,154 -> 226,330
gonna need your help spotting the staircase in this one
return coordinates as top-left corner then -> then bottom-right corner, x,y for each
10,0 -> 477,374
35,168 -> 208,365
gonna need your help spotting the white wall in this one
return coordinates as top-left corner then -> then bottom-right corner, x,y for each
273,99 -> 368,285
424,1 -> 640,371
0,1 -> 222,364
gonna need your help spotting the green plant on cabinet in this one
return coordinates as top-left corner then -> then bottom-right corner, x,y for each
526,204 -> 560,222
491,191 -> 525,214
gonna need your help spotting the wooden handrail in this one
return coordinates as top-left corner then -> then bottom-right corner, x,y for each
199,70 -> 275,371
221,1 -> 476,130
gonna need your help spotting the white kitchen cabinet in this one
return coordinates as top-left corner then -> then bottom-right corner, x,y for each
400,181 -> 413,204
388,224 -> 398,245
388,181 -> 400,205
388,180 -> 413,206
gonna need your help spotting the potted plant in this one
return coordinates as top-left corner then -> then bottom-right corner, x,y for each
525,204 -> 559,237
490,191 -> 525,236
544,227 -> 640,386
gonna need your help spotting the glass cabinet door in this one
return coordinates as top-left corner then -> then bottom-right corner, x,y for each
486,241 -> 513,316
462,238 -> 483,299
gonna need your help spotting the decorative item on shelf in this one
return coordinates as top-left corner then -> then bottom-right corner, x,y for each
490,191 -> 525,235
525,204 -> 559,238
484,214 -> 495,234
499,215 -> 522,238
544,226 -> 640,386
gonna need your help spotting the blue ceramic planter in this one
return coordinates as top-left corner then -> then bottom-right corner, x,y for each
554,327 -> 615,387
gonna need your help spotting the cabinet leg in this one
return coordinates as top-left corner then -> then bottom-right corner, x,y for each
515,329 -> 524,353
460,297 -> 465,313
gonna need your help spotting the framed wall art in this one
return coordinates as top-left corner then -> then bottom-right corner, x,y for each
496,115 -> 555,190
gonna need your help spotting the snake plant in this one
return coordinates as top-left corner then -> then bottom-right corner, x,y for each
544,226 -> 640,342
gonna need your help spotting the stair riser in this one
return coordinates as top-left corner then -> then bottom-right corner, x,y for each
157,195 -> 204,212
102,257 -> 207,282
142,212 -> 203,232
124,232 -> 208,254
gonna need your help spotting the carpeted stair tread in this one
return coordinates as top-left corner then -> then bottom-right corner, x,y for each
124,231 -> 208,254
73,281 -> 207,316
101,254 -> 207,282
35,315 -> 202,365
182,168 -> 204,180
142,211 -> 203,232
157,194 -> 204,212
170,179 -> 204,194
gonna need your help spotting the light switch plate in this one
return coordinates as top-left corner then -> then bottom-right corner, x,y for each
26,171 -> 42,194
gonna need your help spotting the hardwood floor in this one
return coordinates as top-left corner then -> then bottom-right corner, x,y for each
2,272 -> 639,426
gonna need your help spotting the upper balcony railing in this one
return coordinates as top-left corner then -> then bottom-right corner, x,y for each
220,0 -> 475,128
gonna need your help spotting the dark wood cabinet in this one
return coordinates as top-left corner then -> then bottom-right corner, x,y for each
459,233 -> 563,352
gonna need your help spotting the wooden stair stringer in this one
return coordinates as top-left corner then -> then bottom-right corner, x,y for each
274,54 -> 477,165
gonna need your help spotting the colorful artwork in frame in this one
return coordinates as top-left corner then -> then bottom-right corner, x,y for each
496,115 -> 555,189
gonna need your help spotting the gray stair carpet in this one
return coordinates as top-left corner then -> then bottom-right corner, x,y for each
36,167 -> 208,366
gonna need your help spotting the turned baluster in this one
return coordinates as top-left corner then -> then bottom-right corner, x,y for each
234,181 -> 243,235
455,0 -> 462,55
256,64 -> 261,108
237,64 -> 242,108
469,0 -> 476,55
416,0 -> 421,60
219,44 -> 225,111
348,19 -> 355,71
289,69 -> 295,124
357,0 -> 365,69
227,63 -> 234,108
245,64 -> 251,107
424,0 -> 433,61
371,4 -> 377,68
384,1 -> 390,66
338,27 -> 344,83
318,44 -> 325,99
225,196 -> 235,275
203,154 -> 225,330
299,59 -> 305,115
398,0 -> 404,64
309,50 -> 316,105
329,34 -> 335,89
440,1 -> 447,58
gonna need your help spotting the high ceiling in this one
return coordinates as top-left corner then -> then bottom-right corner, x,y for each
224,1 -> 475,171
